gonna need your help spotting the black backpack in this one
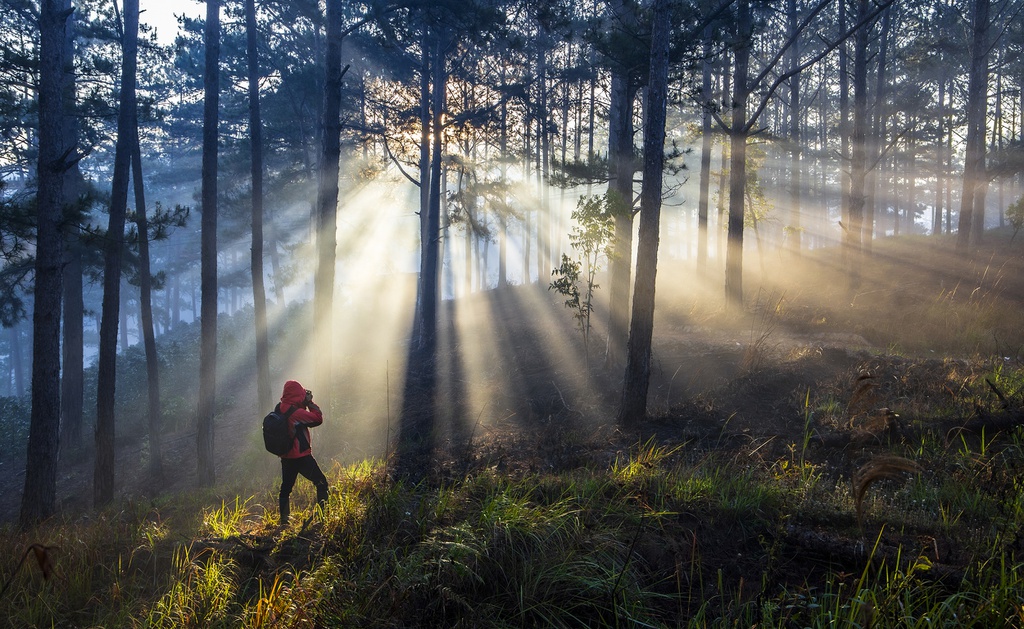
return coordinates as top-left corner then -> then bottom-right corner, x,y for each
263,404 -> 299,455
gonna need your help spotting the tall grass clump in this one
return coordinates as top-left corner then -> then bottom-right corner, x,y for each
0,501 -> 185,628
145,545 -> 237,628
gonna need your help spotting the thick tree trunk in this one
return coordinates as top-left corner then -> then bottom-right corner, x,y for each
21,0 -> 66,526
617,0 -> 670,425
246,0 -> 272,413
197,0 -> 221,485
131,128 -> 162,480
957,0 -> 990,252
95,0 -> 141,507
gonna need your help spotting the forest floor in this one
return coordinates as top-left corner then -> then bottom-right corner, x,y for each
3,232 -> 1024,622
2,235 -> 1024,626
5,233 -> 1024,516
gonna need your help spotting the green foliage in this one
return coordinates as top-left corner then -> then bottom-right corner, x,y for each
0,395 -> 29,461
549,194 -> 615,365
1008,195 -> 1024,242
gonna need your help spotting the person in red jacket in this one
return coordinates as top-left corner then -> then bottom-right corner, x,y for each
276,380 -> 329,524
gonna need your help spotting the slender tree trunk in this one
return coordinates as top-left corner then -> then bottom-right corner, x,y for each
994,44 -> 1004,229
498,66 -> 508,288
787,0 -> 802,254
131,126 -> 162,479
10,325 -> 25,398
423,39 -> 445,353
314,0 -> 343,411
618,0 -> 670,425
119,289 -> 129,350
540,44 -> 553,275
697,25 -> 713,274
838,0 -> 850,264
957,0 -> 990,252
60,243 -> 83,450
59,0 -> 84,453
934,76 -> 945,235
725,0 -> 751,309
21,0 -> 66,526
605,71 -> 636,368
604,0 -> 638,368
846,0 -> 869,290
972,82 -> 989,242
246,0 -> 271,412
398,26 -> 447,482
414,25 -> 431,344
197,0 -> 221,485
864,4 -> 890,253
717,55 -> 730,260
95,0 -> 141,507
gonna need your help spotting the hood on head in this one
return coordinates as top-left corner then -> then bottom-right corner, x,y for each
281,380 -> 306,406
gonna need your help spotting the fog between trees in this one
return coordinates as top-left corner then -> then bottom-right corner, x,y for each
3,0 -> 1023,525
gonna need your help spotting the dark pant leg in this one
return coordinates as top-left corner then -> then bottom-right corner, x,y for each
279,458 -> 302,522
297,456 -> 330,510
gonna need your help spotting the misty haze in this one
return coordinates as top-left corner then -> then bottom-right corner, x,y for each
2,0 -> 1024,626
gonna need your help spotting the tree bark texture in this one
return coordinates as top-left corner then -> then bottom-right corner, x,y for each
697,24 -> 713,274
60,0 -> 85,453
60,243 -> 83,450
725,0 -> 751,309
787,0 -> 801,253
957,0 -> 990,252
246,0 -> 272,413
413,25 -> 431,346
838,0 -> 850,265
605,70 -> 636,368
604,0 -> 639,369
314,0 -> 343,411
197,0 -> 221,485
845,0 -> 869,291
398,24 -> 447,482
617,0 -> 670,425
131,123 -> 162,480
21,0 -> 66,527
95,0 -> 140,507
864,4 -> 891,253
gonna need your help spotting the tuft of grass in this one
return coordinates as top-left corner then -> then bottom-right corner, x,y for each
853,455 -> 922,528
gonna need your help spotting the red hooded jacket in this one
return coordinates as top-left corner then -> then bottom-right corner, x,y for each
278,380 -> 323,459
